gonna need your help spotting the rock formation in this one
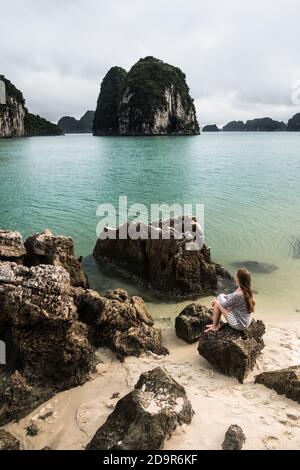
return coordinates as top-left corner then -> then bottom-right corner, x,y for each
24,229 -> 88,288
223,121 -> 245,132
93,57 -> 199,135
244,118 -> 287,132
86,367 -> 194,450
72,287 -> 168,359
93,66 -> 127,135
0,230 -> 26,264
255,366 -> 300,404
58,111 -> 95,134
202,124 -> 220,132
0,429 -> 20,450
222,425 -> 246,450
0,229 -> 168,424
94,218 -> 234,298
287,113 -> 300,131
198,321 -> 265,383
0,76 -> 26,137
0,262 -> 95,424
0,75 -> 63,138
175,303 -> 212,343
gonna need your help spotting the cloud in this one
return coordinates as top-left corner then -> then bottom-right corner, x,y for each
1,0 -> 300,125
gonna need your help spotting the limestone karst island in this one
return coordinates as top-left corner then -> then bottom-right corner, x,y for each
1,0 -> 300,460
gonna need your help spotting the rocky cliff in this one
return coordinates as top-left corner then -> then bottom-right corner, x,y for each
0,75 -> 63,138
93,67 -> 127,135
0,76 -> 26,137
287,113 -> 300,131
93,58 -> 199,136
58,110 -> 95,134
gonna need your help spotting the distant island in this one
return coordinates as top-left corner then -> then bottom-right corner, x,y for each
203,115 -> 300,132
0,75 -> 63,138
57,111 -> 95,134
93,56 -> 200,136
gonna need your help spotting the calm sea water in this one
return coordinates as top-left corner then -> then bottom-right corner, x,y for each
1,133 -> 300,321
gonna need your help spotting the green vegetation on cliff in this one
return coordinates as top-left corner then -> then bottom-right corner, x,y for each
93,57 -> 199,135
123,56 -> 194,117
0,75 -> 25,107
25,113 -> 64,136
93,67 -> 127,135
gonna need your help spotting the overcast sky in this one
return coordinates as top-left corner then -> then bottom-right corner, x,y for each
1,0 -> 300,127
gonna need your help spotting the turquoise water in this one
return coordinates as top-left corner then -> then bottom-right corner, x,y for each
1,133 -> 300,320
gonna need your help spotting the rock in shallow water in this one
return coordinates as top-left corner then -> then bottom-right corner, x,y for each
72,287 -> 168,359
93,218 -> 234,298
175,303 -> 212,343
255,366 -> 300,404
86,367 -> 194,450
24,229 -> 88,288
198,321 -> 265,383
222,425 -> 246,450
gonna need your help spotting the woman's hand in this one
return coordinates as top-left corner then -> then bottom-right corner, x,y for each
211,298 -> 217,307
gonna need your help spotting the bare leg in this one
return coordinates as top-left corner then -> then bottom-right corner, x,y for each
205,301 -> 229,332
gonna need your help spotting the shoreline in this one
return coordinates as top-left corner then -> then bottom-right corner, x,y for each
3,316 -> 300,450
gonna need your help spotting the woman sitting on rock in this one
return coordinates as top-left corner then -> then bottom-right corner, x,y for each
205,268 -> 255,333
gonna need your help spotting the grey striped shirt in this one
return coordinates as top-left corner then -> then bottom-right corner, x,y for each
218,292 -> 252,330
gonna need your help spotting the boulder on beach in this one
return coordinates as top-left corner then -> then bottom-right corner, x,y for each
0,262 -> 95,424
222,425 -> 246,450
93,217 -> 234,298
175,303 -> 212,343
72,287 -> 168,359
86,367 -> 194,450
0,230 -> 26,264
24,229 -> 88,288
255,366 -> 300,404
0,429 -> 20,450
198,320 -> 265,383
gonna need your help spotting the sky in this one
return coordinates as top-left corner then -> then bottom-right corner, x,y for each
1,0 -> 300,127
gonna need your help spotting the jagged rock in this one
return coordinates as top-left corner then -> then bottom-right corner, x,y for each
0,370 -> 51,426
222,425 -> 246,450
223,121 -> 245,132
94,218 -> 234,298
255,366 -> 300,404
0,430 -> 20,450
197,321 -> 265,383
287,113 -> 300,131
86,367 -> 194,450
0,262 -> 95,424
202,124 -> 219,132
175,303 -> 212,343
105,288 -> 129,302
72,287 -> 168,359
0,230 -> 26,264
24,229 -> 88,288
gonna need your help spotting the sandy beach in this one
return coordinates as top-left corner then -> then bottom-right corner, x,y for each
3,313 -> 300,451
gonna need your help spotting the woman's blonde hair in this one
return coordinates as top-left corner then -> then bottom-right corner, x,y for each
237,268 -> 255,313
